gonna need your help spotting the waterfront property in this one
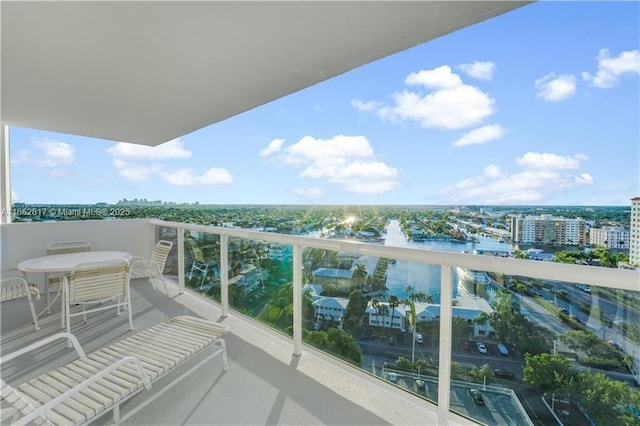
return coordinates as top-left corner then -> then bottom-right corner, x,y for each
2,2 -> 640,425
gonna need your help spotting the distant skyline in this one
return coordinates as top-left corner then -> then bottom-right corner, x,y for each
8,2 -> 640,206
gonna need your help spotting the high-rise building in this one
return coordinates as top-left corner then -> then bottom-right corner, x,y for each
511,214 -> 586,246
630,197 -> 640,266
590,226 -> 630,249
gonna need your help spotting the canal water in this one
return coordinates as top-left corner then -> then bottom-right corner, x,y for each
383,220 -> 513,302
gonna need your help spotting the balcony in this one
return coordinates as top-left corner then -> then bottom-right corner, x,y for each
2,218 -> 639,425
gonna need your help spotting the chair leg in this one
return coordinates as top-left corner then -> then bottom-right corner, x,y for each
126,292 -> 134,330
25,292 -> 40,331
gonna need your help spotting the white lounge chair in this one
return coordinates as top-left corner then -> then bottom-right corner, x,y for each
62,259 -> 132,333
1,276 -> 41,330
1,316 -> 229,425
129,240 -> 173,296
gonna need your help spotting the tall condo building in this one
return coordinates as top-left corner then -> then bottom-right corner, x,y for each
510,214 -> 586,246
630,197 -> 640,266
590,226 -> 630,249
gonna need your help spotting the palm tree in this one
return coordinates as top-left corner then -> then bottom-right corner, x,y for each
351,263 -> 368,290
371,298 -> 381,326
388,295 -> 400,331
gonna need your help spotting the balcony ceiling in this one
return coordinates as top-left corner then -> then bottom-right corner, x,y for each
1,1 -> 529,146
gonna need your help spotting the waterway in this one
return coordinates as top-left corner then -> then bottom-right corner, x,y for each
383,220 -> 513,302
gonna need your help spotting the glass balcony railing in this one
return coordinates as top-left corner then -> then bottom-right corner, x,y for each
146,218 -> 640,426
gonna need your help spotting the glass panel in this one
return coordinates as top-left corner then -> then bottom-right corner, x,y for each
156,225 -> 179,276
184,230 -> 221,299
300,243 -> 443,403
450,266 -> 640,425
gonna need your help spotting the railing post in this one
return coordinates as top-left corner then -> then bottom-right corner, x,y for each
220,235 -> 229,318
1,125 -> 12,224
177,229 -> 185,294
293,244 -> 302,356
438,265 -> 453,424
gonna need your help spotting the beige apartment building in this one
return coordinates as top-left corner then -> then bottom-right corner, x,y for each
511,214 -> 586,246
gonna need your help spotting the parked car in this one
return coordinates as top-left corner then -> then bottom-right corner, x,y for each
494,369 -> 515,379
496,343 -> 509,356
415,379 -> 426,389
388,373 -> 398,383
469,388 -> 485,405
476,342 -> 487,354
415,333 -> 424,344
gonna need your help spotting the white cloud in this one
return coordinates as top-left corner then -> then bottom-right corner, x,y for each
284,135 -> 373,165
160,168 -> 233,186
516,152 -> 586,170
535,73 -> 577,102
439,152 -> 592,204
351,99 -> 382,112
405,65 -> 463,89
291,187 -> 324,199
11,139 -> 75,176
453,124 -> 505,147
107,138 -> 191,160
108,138 -> 233,186
269,135 -> 400,195
260,138 -> 285,157
382,85 -> 495,129
113,160 -> 163,182
457,61 -> 495,80
359,65 -> 496,130
582,48 -> 640,88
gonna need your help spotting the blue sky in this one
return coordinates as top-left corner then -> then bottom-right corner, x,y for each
9,1 -> 640,206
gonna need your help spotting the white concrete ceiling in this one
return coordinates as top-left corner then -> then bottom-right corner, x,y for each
1,1 -> 530,146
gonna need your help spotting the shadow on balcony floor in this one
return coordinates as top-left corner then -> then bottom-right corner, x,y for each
1,277 -> 451,425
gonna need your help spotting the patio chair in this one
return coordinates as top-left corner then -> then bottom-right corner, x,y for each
0,316 -> 228,425
130,240 -> 174,296
1,276 -> 40,330
62,259 -> 132,333
186,238 -> 219,287
44,240 -> 91,313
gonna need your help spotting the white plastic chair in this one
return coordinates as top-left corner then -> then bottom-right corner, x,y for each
1,276 -> 40,330
44,240 -> 90,313
186,238 -> 218,286
130,240 -> 174,296
62,259 -> 133,333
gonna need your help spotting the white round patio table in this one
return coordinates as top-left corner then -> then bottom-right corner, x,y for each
17,251 -> 132,273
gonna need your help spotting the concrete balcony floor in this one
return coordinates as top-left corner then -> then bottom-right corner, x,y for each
1,277 -> 474,426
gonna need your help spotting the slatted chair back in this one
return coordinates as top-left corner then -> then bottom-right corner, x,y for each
149,240 -> 173,272
67,260 -> 129,303
43,240 -> 92,313
64,259 -> 133,332
46,240 -> 90,256
186,238 -> 206,264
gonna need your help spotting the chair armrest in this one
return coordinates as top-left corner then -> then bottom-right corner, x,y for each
15,356 -> 151,426
1,333 -> 86,363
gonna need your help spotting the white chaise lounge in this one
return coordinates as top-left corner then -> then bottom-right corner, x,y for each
1,316 -> 229,425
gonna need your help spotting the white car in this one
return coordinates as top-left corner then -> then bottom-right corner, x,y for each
415,333 -> 424,344
388,373 -> 398,383
476,342 -> 487,354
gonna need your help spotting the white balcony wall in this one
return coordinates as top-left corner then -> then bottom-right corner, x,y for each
1,219 -> 153,286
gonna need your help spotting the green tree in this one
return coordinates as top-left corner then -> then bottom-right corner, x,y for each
388,295 -> 400,331
351,263 -> 368,290
523,353 -> 575,394
343,290 -> 367,330
574,372 -> 640,426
